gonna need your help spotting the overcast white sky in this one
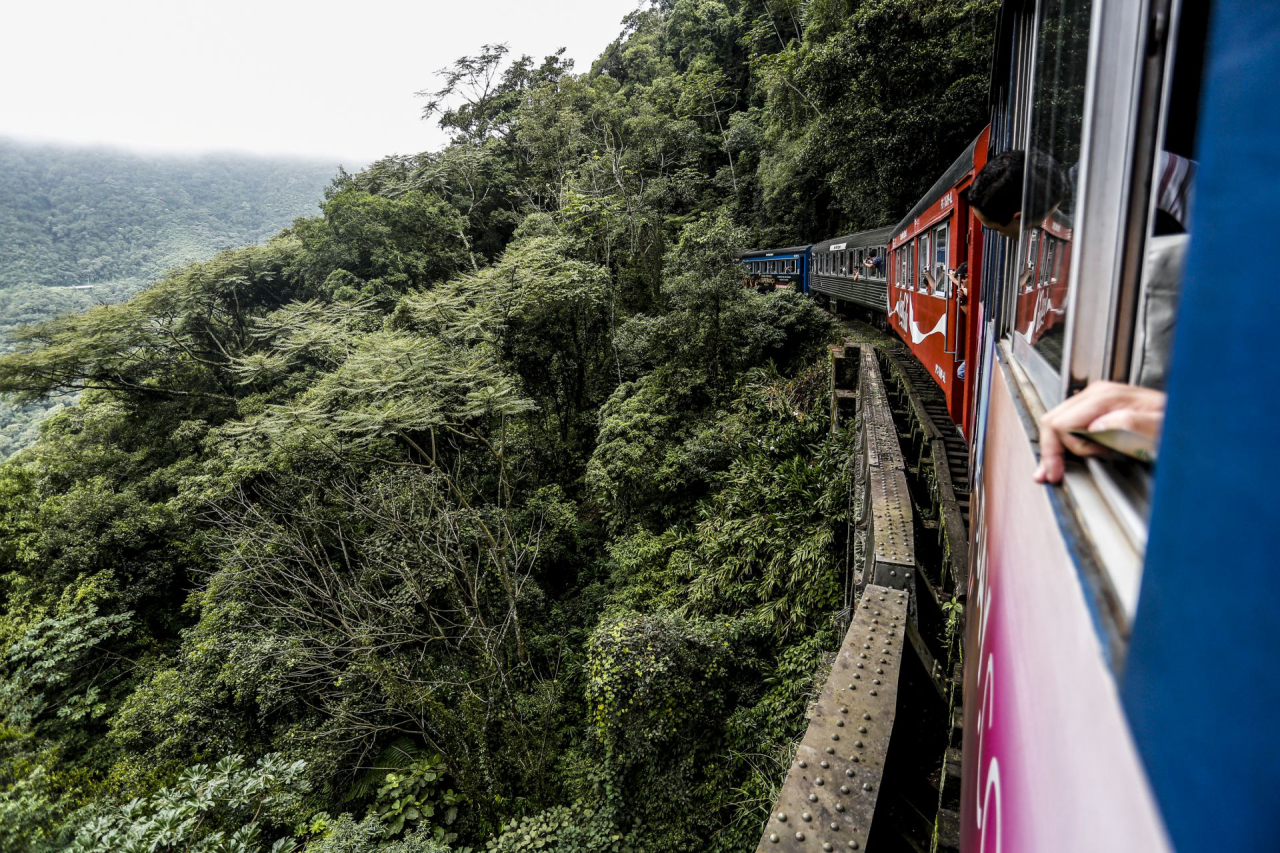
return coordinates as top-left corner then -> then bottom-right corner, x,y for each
0,0 -> 641,167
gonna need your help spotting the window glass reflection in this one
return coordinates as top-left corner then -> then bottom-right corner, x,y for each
1017,0 -> 1090,370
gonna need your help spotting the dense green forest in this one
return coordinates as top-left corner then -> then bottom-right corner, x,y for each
0,2 -> 996,851
0,139 -> 337,457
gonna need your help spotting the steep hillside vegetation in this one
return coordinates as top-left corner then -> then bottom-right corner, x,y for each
0,2 -> 996,851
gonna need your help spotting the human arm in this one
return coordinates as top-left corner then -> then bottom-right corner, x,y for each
1034,381 -> 1166,483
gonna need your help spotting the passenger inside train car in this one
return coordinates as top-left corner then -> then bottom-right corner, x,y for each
948,262 -> 969,379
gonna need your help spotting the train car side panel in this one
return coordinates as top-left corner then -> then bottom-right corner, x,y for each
961,358 -> 1169,852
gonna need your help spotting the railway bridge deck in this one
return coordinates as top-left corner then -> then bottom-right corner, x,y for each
758,324 -> 970,852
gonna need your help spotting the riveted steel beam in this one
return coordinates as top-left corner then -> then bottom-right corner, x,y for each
756,586 -> 911,852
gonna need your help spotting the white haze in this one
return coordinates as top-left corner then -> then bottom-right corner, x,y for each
0,0 -> 640,166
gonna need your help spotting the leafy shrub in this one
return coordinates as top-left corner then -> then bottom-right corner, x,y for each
369,754 -> 459,842
66,753 -> 308,853
485,803 -> 639,853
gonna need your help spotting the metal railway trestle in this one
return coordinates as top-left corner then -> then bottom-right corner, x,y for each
759,331 -> 970,852
756,586 -> 911,852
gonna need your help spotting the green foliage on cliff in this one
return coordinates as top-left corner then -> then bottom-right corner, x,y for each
0,2 -> 995,850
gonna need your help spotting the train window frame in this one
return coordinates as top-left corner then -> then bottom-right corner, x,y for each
1039,236 -> 1056,289
921,233 -> 931,292
932,223 -> 949,296
1000,0 -> 1193,629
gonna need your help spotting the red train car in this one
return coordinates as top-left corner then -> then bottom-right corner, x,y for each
887,126 -> 989,435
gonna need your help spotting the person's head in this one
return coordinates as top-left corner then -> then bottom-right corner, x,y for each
956,261 -> 968,282
962,150 -> 1067,239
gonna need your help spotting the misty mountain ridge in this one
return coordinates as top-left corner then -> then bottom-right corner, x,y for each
0,136 -> 340,293
0,136 -> 341,456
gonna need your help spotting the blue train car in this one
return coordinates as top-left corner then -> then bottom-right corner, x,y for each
738,244 -> 812,293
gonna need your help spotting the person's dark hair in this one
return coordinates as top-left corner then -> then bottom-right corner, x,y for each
961,149 -> 1067,227
956,261 -> 968,279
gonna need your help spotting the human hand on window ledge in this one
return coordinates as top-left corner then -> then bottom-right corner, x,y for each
1034,381 -> 1166,483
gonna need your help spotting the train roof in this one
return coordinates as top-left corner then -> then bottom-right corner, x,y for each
812,225 -> 896,253
738,244 -> 812,260
891,135 -> 981,238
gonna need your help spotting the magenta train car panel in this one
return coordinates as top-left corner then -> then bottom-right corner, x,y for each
959,363 -> 1168,852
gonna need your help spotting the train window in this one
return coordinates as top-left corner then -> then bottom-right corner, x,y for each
1039,237 -> 1057,289
916,234 -> 930,292
996,0 -> 1211,623
933,224 -> 949,295
1011,0 -> 1091,394
1122,25 -> 1202,392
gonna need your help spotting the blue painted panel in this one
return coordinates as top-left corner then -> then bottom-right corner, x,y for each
1122,4 -> 1280,850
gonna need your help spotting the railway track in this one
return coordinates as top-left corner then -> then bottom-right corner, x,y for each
758,321 -> 970,852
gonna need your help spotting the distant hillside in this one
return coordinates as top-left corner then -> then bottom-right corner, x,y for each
0,137 -> 340,455
0,137 -> 339,291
